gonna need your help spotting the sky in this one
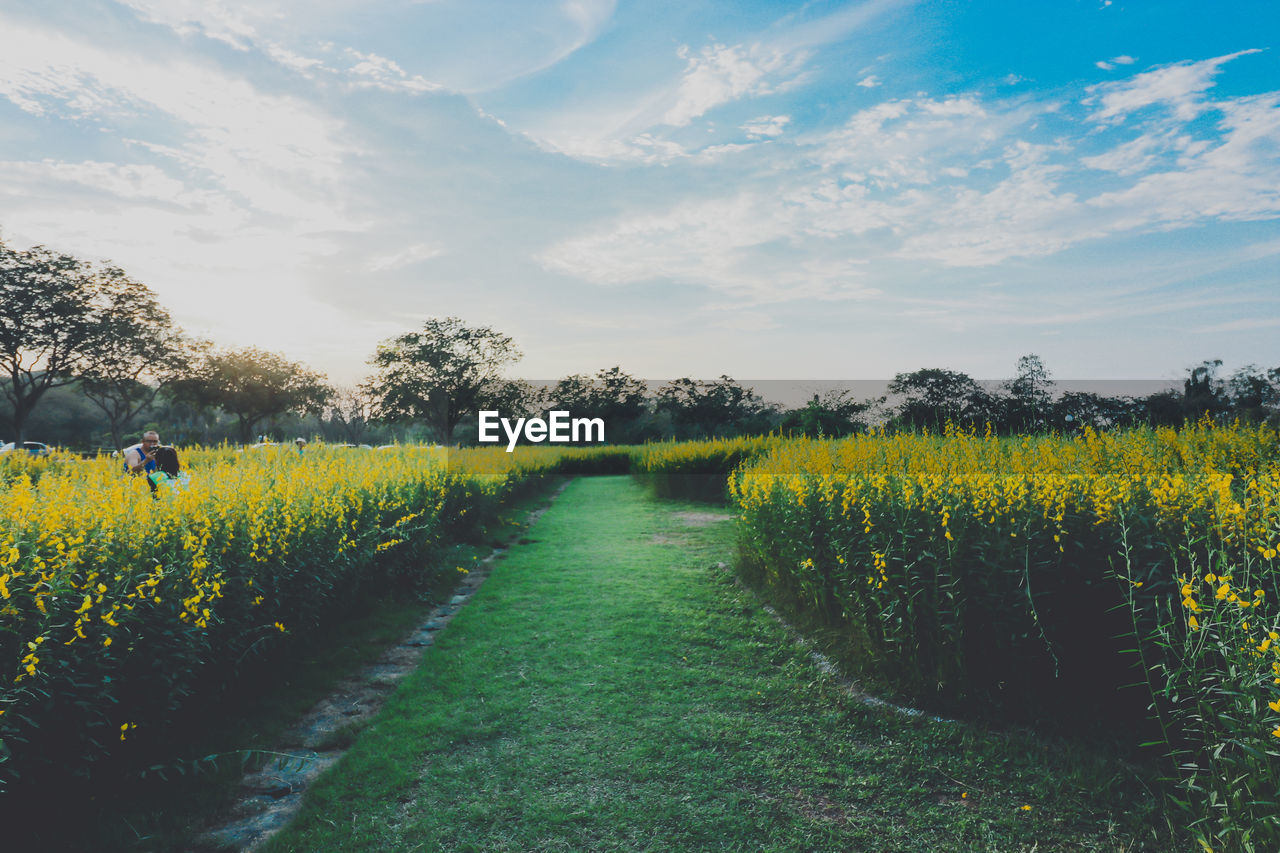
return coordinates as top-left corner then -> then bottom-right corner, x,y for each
1,0 -> 1278,387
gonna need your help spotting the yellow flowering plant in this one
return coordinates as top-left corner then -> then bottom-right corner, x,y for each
0,442 -> 610,792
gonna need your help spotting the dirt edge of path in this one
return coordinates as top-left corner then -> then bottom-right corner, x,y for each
193,480 -> 573,853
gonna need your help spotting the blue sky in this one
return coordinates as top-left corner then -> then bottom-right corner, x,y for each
1,0 -> 1277,386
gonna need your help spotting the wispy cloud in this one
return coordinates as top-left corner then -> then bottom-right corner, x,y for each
1197,317 -> 1280,333
514,0 -> 909,165
1095,54 -> 1136,71
342,48 -> 442,93
368,243 -> 444,272
0,1 -> 1274,382
542,53 -> 1280,293
741,114 -> 791,138
0,13 -> 351,220
1086,49 -> 1261,123
662,42 -> 808,127
538,192 -> 880,303
115,0 -> 275,49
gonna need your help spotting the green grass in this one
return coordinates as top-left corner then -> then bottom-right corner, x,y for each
261,476 -> 1178,852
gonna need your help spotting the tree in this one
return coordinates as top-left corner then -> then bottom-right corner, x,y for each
172,347 -> 332,444
544,366 -> 651,443
0,239 -> 141,444
887,368 -> 990,431
77,286 -> 200,453
655,376 -> 772,439
1052,390 -> 1137,431
1001,354 -> 1055,432
326,384 -> 379,445
780,390 -> 881,438
1226,364 -> 1280,422
366,317 -> 522,442
1183,359 -> 1228,419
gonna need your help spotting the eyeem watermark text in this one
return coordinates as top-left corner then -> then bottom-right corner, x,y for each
478,411 -> 605,452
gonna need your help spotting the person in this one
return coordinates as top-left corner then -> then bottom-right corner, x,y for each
147,445 -> 188,495
122,430 -> 161,475
295,437 -> 307,455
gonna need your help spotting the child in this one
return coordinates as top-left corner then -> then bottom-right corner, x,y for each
147,445 -> 188,495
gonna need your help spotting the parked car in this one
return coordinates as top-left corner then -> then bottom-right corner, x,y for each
0,441 -> 52,456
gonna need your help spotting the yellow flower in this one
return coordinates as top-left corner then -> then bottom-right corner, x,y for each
1189,614 -> 1200,630
1019,804 -> 1032,811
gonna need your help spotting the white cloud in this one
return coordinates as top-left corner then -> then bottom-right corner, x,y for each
0,14 -> 352,224
265,43 -> 330,76
0,159 -> 195,203
543,53 -> 1280,290
342,48 -> 442,93
538,192 -> 879,303
114,0 -> 272,50
808,97 -> 1008,188
1086,49 -> 1261,123
662,42 -> 808,127
1087,92 -> 1280,230
857,75 -> 880,88
368,243 -> 444,272
741,115 -> 791,138
1081,131 -> 1176,175
529,129 -> 693,164
507,1 -> 910,166
1196,317 -> 1280,333
896,160 -> 1090,266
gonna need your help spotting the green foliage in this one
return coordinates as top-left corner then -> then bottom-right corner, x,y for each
169,346 -> 333,444
542,366 -> 655,443
366,316 -> 522,440
1131,539 -> 1280,851
0,240 -> 153,444
780,390 -> 881,438
654,375 -> 777,440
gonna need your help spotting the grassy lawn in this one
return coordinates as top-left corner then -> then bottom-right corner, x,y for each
261,476 -> 1177,852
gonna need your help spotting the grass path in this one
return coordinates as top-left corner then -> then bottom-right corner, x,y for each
260,476 -> 1171,852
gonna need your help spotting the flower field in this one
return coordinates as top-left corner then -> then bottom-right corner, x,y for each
5,426 -> 1279,847
0,444 -> 591,792
724,422 -> 1280,848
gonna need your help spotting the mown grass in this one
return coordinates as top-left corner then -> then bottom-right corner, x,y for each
0,479 -> 562,852
261,476 -> 1178,852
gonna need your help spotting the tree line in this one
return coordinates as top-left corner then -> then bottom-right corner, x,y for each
3,239 -> 1277,451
